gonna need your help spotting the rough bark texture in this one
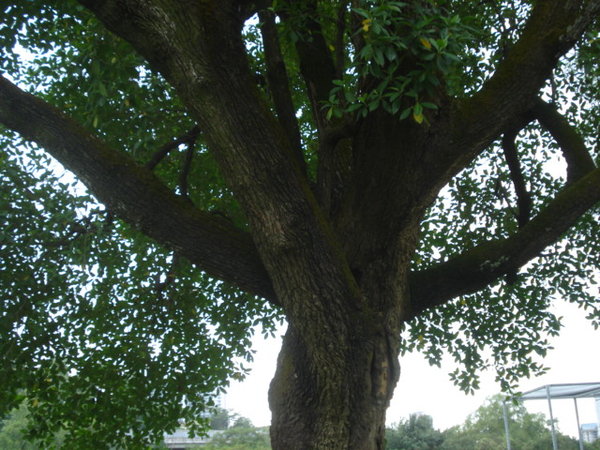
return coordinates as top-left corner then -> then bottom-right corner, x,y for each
1,0 -> 599,448
269,321 -> 401,449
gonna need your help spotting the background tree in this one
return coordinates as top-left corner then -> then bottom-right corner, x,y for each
0,0 -> 599,449
385,413 -> 443,449
201,418 -> 271,450
231,416 -> 255,429
209,408 -> 232,431
440,395 -> 599,450
0,402 -> 64,449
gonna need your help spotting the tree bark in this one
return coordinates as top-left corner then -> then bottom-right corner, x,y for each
269,313 -> 401,449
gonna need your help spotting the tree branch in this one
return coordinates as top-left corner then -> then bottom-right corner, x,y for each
0,74 -> 276,302
279,0 -> 337,131
258,9 -> 304,166
334,1 -> 348,78
531,98 -> 596,183
178,141 -> 195,198
445,0 -> 600,178
77,0 -> 365,322
502,129 -> 532,228
408,167 -> 600,320
145,126 -> 200,170
233,0 -> 270,22
349,0 -> 365,62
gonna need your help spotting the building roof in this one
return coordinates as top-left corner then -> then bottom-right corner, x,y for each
520,382 -> 600,400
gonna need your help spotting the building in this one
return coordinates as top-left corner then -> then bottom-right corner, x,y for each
581,423 -> 598,443
163,393 -> 226,449
163,428 -> 207,449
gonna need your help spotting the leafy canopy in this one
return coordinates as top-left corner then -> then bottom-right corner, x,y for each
0,0 -> 598,448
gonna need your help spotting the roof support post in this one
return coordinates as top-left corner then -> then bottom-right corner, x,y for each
547,385 -> 559,450
574,398 -> 584,450
502,400 -> 512,450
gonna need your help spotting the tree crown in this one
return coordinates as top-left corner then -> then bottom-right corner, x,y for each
0,0 -> 598,447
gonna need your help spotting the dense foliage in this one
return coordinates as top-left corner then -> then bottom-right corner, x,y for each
0,0 -> 598,448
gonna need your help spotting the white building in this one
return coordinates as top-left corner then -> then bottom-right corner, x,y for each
581,423 -> 598,443
581,397 -> 600,443
163,429 -> 223,449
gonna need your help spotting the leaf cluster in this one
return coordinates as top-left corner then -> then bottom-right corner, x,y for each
0,140 -> 282,448
325,0 -> 474,122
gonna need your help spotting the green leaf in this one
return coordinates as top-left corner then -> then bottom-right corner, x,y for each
399,107 -> 412,120
97,81 -> 107,97
421,102 -> 438,110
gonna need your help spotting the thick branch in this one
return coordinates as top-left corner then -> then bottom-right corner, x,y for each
258,9 -> 304,166
502,130 -> 532,228
408,167 -> 600,320
0,75 -> 275,302
532,98 -> 596,183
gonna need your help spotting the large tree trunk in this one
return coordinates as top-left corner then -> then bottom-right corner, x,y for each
269,309 -> 402,449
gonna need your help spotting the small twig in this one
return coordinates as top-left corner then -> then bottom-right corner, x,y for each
334,1 -> 348,78
179,141 -> 195,198
145,125 -> 200,170
154,253 -> 180,300
349,0 -> 365,60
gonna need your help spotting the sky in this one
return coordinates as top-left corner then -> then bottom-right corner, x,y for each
226,299 -> 600,438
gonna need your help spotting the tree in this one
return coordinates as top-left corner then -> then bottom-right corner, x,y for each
0,402 -> 64,449
231,416 -> 255,429
0,0 -> 599,449
210,408 -> 232,431
385,413 -> 443,449
440,395 -> 591,450
202,424 -> 271,450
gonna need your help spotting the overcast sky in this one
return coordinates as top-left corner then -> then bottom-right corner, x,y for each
226,299 -> 600,438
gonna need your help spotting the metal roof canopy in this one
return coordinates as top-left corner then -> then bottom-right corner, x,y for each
506,382 -> 600,450
521,382 -> 600,401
